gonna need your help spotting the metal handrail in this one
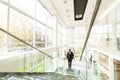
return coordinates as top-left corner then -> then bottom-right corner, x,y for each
0,27 -> 53,58
80,0 -> 101,60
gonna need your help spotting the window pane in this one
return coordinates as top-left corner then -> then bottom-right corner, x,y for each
46,28 -> 52,47
47,11 -> 52,27
0,31 -> 4,56
0,2 -> 7,57
36,1 -> 47,23
9,9 -> 33,52
0,2 -> 7,30
10,0 -> 35,17
35,27 -> 45,48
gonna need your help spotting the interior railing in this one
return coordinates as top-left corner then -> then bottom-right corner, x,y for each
80,0 -> 101,60
0,27 -> 52,58
0,27 -> 54,72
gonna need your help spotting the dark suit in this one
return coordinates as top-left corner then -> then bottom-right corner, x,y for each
67,51 -> 74,68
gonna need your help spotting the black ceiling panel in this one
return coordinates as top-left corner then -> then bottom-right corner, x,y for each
74,0 -> 88,20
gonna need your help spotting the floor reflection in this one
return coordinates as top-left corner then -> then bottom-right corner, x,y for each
0,72 -> 79,80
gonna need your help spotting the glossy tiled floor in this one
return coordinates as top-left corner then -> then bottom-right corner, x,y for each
56,67 -> 80,77
0,72 -> 79,80
56,67 -> 87,80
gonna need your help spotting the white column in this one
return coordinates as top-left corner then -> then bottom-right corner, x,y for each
112,24 -> 117,50
53,15 -> 59,68
32,19 -> 35,47
52,52 -> 57,71
52,16 -> 56,47
32,62 -> 35,72
97,52 -> 100,80
33,0 -> 36,47
54,15 -> 58,48
56,16 -> 58,49
109,57 -> 114,80
4,0 -> 10,56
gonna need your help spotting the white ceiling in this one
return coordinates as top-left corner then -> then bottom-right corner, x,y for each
40,0 -> 120,28
40,0 -> 97,28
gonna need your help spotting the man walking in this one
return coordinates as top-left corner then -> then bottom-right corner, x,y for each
67,49 -> 74,68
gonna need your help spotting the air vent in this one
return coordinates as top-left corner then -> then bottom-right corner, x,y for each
74,0 -> 88,20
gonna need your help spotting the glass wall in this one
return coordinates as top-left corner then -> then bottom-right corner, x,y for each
86,2 -> 120,80
0,0 -> 66,72
0,2 -> 7,30
0,1 -> 7,56
88,24 -> 113,47
8,8 -> 33,53
10,0 -> 35,17
88,3 -> 120,49
0,31 -> 5,56
0,0 -> 56,57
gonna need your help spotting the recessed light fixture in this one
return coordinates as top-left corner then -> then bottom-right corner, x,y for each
76,14 -> 82,18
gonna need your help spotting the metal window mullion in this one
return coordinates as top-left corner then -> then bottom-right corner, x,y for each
33,0 -> 36,47
4,0 -> 10,56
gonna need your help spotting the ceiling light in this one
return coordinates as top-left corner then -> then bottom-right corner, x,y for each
76,14 -> 82,18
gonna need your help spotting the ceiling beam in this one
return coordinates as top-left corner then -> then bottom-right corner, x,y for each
80,0 -> 102,60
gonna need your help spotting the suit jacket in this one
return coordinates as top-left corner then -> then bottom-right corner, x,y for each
67,52 -> 74,61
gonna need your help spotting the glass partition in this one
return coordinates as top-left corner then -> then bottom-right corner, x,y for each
10,0 -> 35,17
0,34 -> 53,72
84,1 -> 120,80
0,0 -> 64,72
